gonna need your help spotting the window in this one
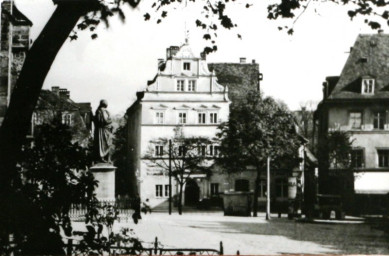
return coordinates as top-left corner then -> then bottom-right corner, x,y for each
165,185 -> 170,197
62,114 -> 72,126
374,111 -> 386,130
210,113 -> 218,124
183,62 -> 191,71
211,183 -> 219,196
178,146 -> 186,156
188,80 -> 196,91
235,179 -> 249,192
155,145 -> 164,156
177,80 -> 185,91
156,185 -> 163,197
208,145 -> 219,156
198,112 -> 206,124
351,149 -> 364,168
31,112 -> 37,135
349,112 -> 362,129
259,180 -> 267,198
178,112 -> 187,124
198,145 -> 206,156
378,150 -> 389,167
275,179 -> 288,198
155,112 -> 164,124
362,78 -> 374,94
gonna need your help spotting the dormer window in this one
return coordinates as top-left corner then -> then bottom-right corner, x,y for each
362,78 -> 374,94
183,62 -> 191,71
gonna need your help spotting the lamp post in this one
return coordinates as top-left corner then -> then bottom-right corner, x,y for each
266,156 -> 271,220
169,139 -> 172,215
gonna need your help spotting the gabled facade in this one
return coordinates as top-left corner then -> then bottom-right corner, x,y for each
315,34 -> 389,215
126,42 -> 230,208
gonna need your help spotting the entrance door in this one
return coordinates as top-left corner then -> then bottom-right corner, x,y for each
185,179 -> 200,206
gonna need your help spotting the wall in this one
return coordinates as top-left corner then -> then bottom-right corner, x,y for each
208,62 -> 260,107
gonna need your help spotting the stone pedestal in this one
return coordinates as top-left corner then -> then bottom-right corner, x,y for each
90,163 -> 116,201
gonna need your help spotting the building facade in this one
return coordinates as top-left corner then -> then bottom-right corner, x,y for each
126,42 -> 230,208
315,34 -> 389,215
126,42 -> 300,212
30,86 -> 93,146
0,0 -> 32,126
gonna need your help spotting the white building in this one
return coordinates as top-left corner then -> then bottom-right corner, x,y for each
126,41 -> 230,208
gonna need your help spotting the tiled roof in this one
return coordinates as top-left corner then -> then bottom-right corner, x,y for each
329,34 -> 389,100
76,103 -> 92,113
2,2 -> 33,26
36,90 -> 79,110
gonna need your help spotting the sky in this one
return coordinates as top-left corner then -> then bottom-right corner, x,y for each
15,0 -> 381,115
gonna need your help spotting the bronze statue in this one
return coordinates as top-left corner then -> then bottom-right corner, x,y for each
93,99 -> 113,163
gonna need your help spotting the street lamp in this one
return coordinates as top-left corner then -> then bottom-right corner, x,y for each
266,156 -> 271,220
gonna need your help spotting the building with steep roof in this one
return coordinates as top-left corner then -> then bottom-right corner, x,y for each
30,87 -> 92,146
0,0 -> 32,126
315,34 -> 389,215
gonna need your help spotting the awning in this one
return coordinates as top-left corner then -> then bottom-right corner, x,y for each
354,172 -> 389,194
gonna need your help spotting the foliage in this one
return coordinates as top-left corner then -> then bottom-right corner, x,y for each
217,91 -> 302,172
0,120 -> 96,254
112,115 -> 130,196
73,0 -> 389,54
144,127 -> 212,214
294,101 -> 318,152
318,130 -> 353,169
216,91 -> 302,216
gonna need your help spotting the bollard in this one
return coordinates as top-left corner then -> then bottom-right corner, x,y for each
237,250 -> 240,255
219,241 -> 224,255
66,239 -> 73,256
154,237 -> 158,254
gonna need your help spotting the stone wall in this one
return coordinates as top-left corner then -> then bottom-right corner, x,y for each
208,61 -> 261,108
0,2 -> 31,126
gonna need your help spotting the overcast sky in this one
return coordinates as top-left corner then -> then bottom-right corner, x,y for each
15,0 -> 380,115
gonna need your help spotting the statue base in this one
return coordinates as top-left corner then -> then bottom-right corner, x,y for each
90,162 -> 116,201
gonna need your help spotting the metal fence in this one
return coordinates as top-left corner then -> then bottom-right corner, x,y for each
64,236 -> 224,256
69,198 -> 137,221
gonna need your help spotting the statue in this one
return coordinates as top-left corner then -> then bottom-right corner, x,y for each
93,99 -> 113,163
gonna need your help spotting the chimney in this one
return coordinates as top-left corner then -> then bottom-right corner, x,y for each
1,1 -> 11,14
322,81 -> 328,99
157,58 -> 164,70
59,88 -> 70,100
51,86 -> 60,96
240,57 -> 246,64
252,59 -> 256,64
166,46 -> 179,59
200,52 -> 207,60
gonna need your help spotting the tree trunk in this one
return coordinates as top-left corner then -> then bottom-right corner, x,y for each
178,183 -> 183,215
0,0 -> 97,246
253,172 -> 260,217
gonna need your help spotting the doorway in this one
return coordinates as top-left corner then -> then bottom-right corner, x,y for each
184,179 -> 200,206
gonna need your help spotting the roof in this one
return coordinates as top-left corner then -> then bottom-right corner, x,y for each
36,90 -> 80,111
2,2 -> 33,26
76,103 -> 92,113
328,34 -> 389,100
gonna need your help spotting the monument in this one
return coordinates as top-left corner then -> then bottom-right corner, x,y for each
90,99 -> 116,201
